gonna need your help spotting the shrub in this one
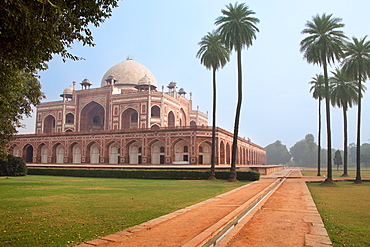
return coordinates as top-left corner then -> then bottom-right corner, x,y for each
28,168 -> 259,181
0,154 -> 27,176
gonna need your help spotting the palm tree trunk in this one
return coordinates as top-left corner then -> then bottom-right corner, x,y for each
229,49 -> 242,182
209,68 -> 217,180
342,106 -> 349,177
323,59 -> 333,182
317,98 -> 321,176
355,75 -> 362,183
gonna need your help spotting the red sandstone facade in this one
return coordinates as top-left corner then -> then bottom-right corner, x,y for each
10,59 -> 266,166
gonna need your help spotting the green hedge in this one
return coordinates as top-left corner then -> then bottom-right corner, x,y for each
28,168 -> 260,181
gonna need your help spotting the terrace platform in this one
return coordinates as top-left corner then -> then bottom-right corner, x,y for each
26,163 -> 287,175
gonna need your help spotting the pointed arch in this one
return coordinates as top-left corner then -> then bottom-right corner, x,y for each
80,101 -> 105,131
87,142 -> 100,164
226,142 -> 231,164
128,141 -> 142,164
122,108 -> 139,129
44,115 -> 56,133
151,140 -> 165,164
220,141 -> 225,164
65,113 -> 74,124
38,143 -> 48,163
69,142 -> 82,164
198,141 -> 211,164
151,105 -> 160,118
168,111 -> 175,127
179,108 -> 187,126
107,142 -> 120,164
24,144 -> 33,163
173,139 -> 190,164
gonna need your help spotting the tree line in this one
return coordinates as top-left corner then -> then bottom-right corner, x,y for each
266,134 -> 370,171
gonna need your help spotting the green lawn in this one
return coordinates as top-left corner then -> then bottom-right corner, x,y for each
307,181 -> 370,246
0,175 -> 248,246
301,169 -> 370,177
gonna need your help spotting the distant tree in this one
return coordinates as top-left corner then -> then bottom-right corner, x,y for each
300,13 -> 347,182
333,150 -> 343,171
342,36 -> 370,183
330,68 -> 361,176
215,2 -> 259,182
0,0 -> 119,157
309,74 -> 325,176
360,143 -> 370,169
197,31 -> 230,180
290,134 -> 318,167
348,143 -> 357,165
265,140 -> 291,165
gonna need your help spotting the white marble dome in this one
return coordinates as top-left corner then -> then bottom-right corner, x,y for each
101,59 -> 157,88
63,87 -> 74,95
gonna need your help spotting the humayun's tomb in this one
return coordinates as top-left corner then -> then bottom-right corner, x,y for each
10,59 -> 266,167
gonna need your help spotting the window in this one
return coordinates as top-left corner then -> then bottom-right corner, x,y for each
199,146 -> 203,153
183,155 -> 189,161
93,116 -> 100,125
183,146 -> 188,153
160,146 -> 165,153
151,106 -> 160,117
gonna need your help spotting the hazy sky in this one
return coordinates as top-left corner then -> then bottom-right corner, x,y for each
18,0 -> 370,150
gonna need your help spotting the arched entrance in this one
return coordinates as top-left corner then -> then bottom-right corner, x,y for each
129,141 -> 142,164
108,143 -> 120,164
90,143 -> 100,164
198,142 -> 211,164
80,101 -> 105,131
55,144 -> 65,164
220,141 -> 225,164
226,143 -> 231,164
173,139 -> 190,164
72,143 -> 82,164
151,141 -> 165,164
24,145 -> 33,163
40,145 -> 48,163
12,146 -> 20,157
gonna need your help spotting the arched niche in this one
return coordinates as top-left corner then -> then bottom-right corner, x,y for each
122,108 -> 139,129
80,101 -> 105,131
44,115 -> 55,133
168,111 -> 175,127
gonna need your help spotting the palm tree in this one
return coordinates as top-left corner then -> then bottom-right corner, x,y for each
342,36 -> 370,183
309,74 -> 325,176
300,13 -> 347,183
196,31 -> 230,180
330,68 -> 360,177
215,2 -> 259,182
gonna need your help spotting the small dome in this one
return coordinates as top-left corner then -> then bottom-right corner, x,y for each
138,75 -> 151,85
178,88 -> 186,94
60,86 -> 74,98
81,78 -> 91,84
63,87 -> 74,94
167,81 -> 176,88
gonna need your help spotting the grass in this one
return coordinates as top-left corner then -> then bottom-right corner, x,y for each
307,181 -> 370,246
301,168 -> 370,178
0,175 -> 248,246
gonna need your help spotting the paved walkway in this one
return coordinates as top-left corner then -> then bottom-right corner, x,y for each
77,169 -> 331,247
